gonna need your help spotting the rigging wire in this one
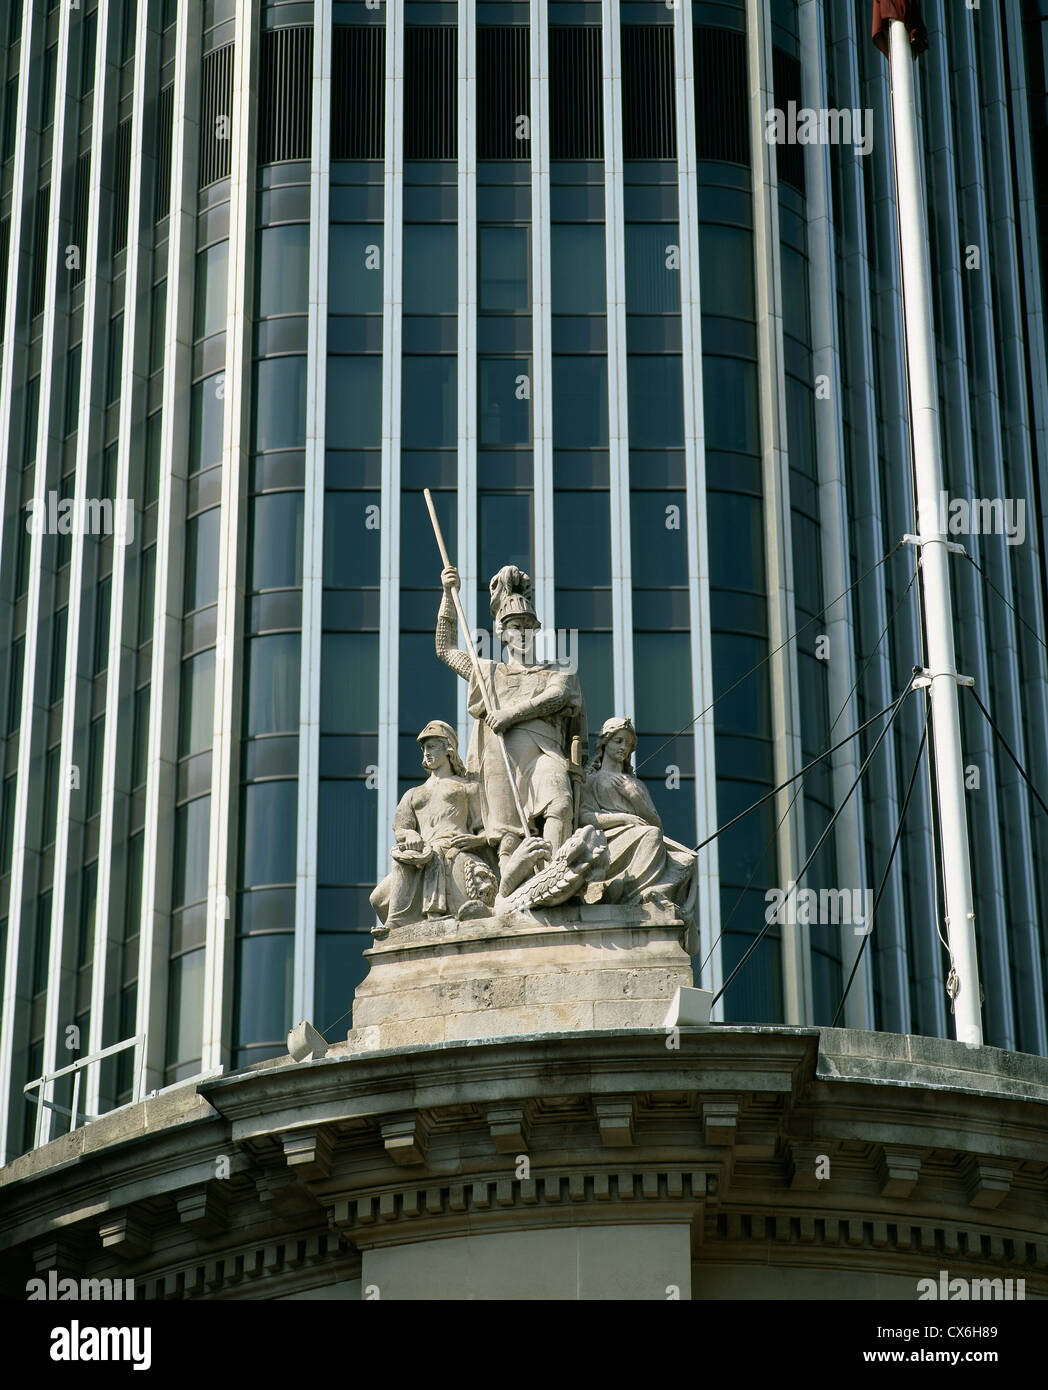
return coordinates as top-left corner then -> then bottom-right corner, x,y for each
634,540 -> 905,775
966,686 -> 1048,821
830,703 -> 930,1027
690,698 -> 907,855
710,677 -> 916,1008
698,562 -> 920,977
960,551 -> 1048,662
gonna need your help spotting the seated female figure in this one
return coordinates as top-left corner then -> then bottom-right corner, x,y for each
579,716 -> 697,947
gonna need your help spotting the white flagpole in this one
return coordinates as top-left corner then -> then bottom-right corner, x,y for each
887,18 -> 983,1044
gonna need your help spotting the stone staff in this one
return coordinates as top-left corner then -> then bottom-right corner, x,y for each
422,488 -> 530,837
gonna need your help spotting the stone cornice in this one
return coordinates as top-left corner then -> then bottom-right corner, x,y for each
1,1027 -> 1046,1297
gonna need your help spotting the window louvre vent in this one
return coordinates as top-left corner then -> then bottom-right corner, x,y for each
693,26 -> 749,165
155,84 -> 174,220
622,27 -> 676,159
405,27 -> 457,160
71,150 -> 90,286
258,26 -> 313,164
772,48 -> 804,193
31,185 -> 50,319
549,26 -> 603,159
113,117 -> 133,253
477,27 -> 530,159
332,26 -> 385,159
200,43 -> 234,185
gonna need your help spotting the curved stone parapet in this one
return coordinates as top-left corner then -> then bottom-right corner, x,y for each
1,1028 -> 1046,1301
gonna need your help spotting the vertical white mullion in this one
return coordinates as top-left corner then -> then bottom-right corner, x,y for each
676,0 -> 720,1000
861,25 -> 946,1035
88,0 -> 159,1119
295,1 -> 332,1022
602,1 -> 632,720
202,0 -> 258,1075
0,0 -> 43,1165
49,0 -> 116,1120
530,0 -> 553,630
376,1 -> 404,870
138,0 -> 201,1096
746,0 -> 811,1024
456,0 -> 477,750
831,4 -> 911,1033
798,0 -> 872,1029
15,0 -> 76,1146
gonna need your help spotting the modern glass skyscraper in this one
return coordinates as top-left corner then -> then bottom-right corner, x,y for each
1,0 -> 1047,1166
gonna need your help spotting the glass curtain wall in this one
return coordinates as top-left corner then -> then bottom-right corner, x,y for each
694,2 -> 781,1022
317,10 -> 386,1034
550,8 -> 611,729
165,15 -> 234,1083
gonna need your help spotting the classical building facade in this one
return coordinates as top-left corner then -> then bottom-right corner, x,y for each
2,1027 -> 1047,1300
0,0 -> 1047,1257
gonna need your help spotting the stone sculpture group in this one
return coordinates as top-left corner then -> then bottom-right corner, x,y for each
370,562 -> 697,948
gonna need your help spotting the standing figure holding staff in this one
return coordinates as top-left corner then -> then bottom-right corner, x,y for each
434,561 -> 587,886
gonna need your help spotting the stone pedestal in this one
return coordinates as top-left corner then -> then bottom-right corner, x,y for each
346,903 -> 694,1050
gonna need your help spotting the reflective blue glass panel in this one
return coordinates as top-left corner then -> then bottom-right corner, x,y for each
328,225 -> 384,314
241,781 -> 297,886
257,223 -> 310,316
254,356 -> 307,451
245,633 -> 301,734
479,225 -> 529,311
249,491 -> 304,590
551,224 -> 606,313
404,224 -> 457,313
327,357 -> 382,447
552,356 -> 608,447
321,632 -> 379,733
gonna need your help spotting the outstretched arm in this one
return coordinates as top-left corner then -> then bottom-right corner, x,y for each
435,565 -> 474,682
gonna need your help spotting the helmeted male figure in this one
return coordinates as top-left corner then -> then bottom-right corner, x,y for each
436,564 -> 586,880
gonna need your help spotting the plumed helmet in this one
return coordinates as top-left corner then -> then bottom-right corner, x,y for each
489,564 -> 541,632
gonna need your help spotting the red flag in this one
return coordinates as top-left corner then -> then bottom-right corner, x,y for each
871,0 -> 929,59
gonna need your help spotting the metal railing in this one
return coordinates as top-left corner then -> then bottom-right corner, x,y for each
23,1035 -> 146,1149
